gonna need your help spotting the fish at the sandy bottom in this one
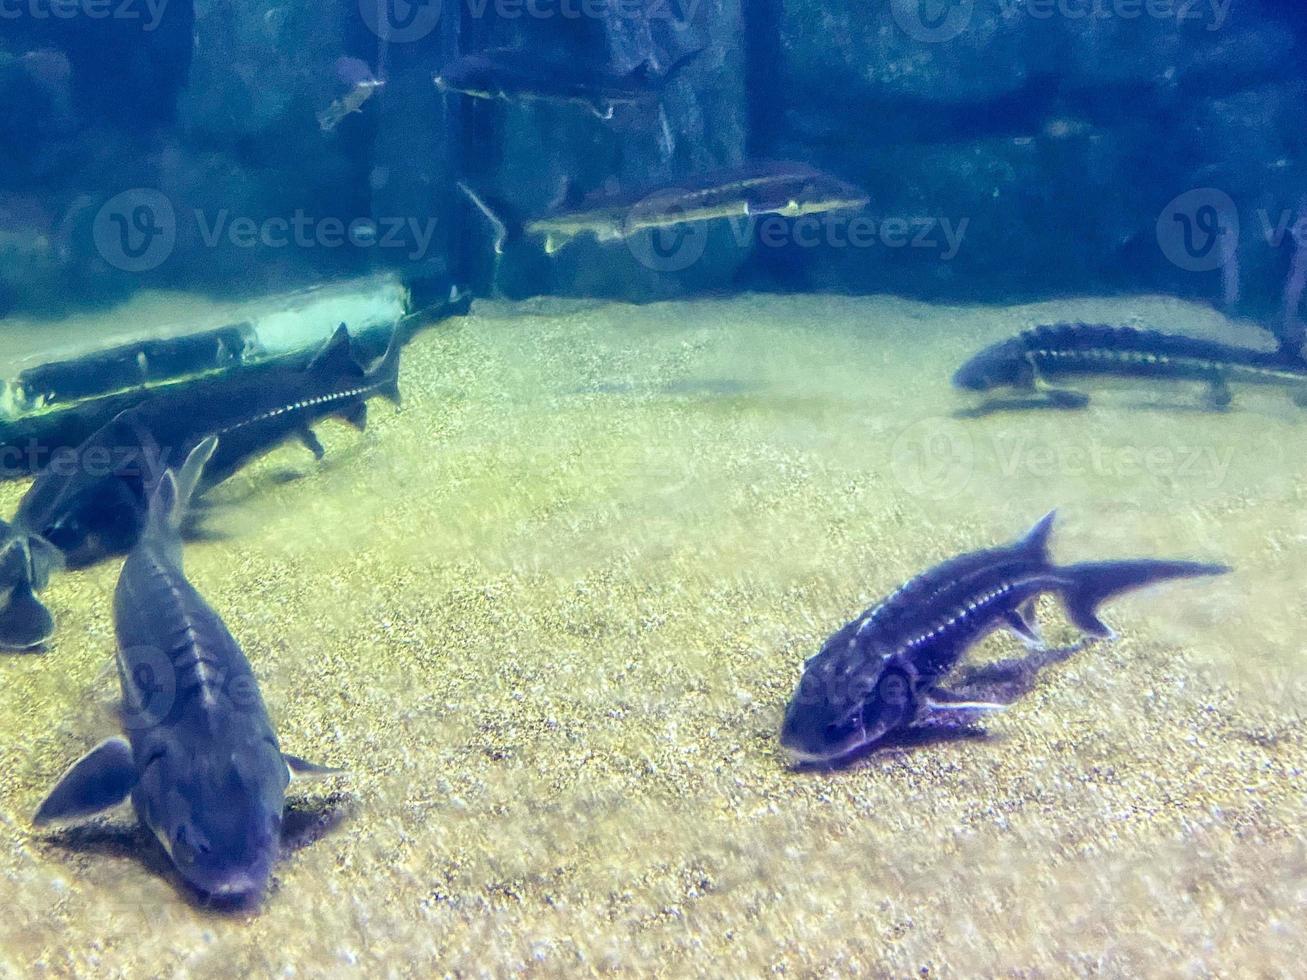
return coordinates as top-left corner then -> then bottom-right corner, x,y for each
434,47 -> 702,119
0,323 -> 401,650
33,438 -> 341,903
780,511 -> 1229,766
459,161 -> 870,256
953,322 -> 1307,411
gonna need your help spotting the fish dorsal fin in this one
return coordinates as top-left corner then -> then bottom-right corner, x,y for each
1015,510 -> 1056,561
626,60 -> 657,85
147,436 -> 218,540
308,323 -> 358,375
175,436 -> 218,511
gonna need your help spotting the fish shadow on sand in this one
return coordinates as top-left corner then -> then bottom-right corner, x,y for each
953,395 -> 1089,418
791,640 -> 1094,773
956,393 -> 1289,419
36,790 -> 356,912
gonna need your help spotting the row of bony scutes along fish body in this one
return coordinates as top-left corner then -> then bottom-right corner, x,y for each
33,436 -> 341,902
780,511 -> 1229,766
0,323 -> 401,653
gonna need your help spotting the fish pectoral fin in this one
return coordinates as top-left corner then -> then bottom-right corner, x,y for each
913,689 -> 1009,728
0,536 -> 31,590
339,402 -> 368,432
1024,353 -> 1090,407
1201,374 -> 1233,410
923,688 -> 1009,712
26,534 -> 63,590
1003,600 -> 1044,649
283,753 -> 346,780
0,577 -> 55,651
34,737 -> 137,825
543,232 -> 574,255
299,427 -> 326,460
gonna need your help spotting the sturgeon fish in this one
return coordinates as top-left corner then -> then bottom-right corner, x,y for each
953,322 -> 1307,410
434,47 -> 703,119
0,323 -> 400,650
780,512 -> 1228,765
459,161 -> 870,256
34,438 -> 340,900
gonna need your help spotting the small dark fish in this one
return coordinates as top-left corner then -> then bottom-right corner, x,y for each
434,47 -> 702,119
460,161 -> 870,256
954,322 -> 1307,410
0,324 -> 400,650
780,512 -> 1228,765
34,438 -> 341,901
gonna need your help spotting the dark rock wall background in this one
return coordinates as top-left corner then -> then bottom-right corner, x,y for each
1,0 -> 1304,326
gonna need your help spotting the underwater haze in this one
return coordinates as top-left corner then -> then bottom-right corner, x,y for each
2,0 -> 1306,976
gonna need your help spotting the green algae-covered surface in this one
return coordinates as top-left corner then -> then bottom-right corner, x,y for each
1,294 -> 1303,976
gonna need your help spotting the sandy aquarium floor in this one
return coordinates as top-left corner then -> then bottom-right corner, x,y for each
0,293 -> 1304,976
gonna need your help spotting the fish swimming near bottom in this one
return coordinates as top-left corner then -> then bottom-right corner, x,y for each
0,323 -> 400,650
780,511 -> 1228,765
459,161 -> 870,256
953,322 -> 1307,411
34,437 -> 341,900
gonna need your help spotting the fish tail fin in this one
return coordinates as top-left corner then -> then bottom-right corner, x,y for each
1013,509 -> 1057,563
145,437 -> 218,543
457,181 -> 520,256
1056,559 -> 1230,638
